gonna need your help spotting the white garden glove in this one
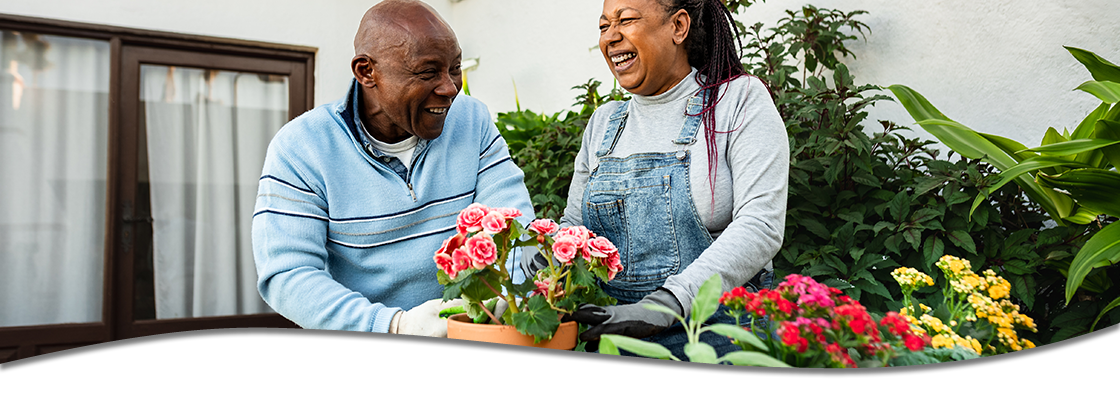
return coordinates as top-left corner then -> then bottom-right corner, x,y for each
390,298 -> 464,337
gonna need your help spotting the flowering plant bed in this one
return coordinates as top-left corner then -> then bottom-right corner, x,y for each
893,255 -> 1038,356
719,274 -> 931,368
434,203 -> 619,344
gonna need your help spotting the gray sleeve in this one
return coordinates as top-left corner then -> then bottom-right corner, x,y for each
661,76 -> 789,317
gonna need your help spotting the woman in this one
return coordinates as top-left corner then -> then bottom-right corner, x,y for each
562,0 -> 789,357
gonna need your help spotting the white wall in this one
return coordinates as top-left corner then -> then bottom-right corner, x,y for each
448,0 -> 1120,150
4,0 -> 1119,148
0,0 -> 454,108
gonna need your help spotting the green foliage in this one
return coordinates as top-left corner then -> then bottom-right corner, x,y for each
888,46 -> 1120,339
598,274 -> 791,367
888,346 -> 981,367
741,4 -> 1106,346
497,79 -> 628,221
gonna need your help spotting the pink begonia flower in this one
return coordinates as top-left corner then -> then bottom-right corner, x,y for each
434,253 -> 455,277
586,236 -> 618,258
556,226 -> 592,247
606,252 -> 622,280
480,210 -> 508,235
528,219 -> 559,236
436,233 -> 465,256
532,278 -> 565,298
493,207 -> 523,219
456,203 -> 489,234
450,248 -> 473,279
552,235 -> 580,264
465,233 -> 497,268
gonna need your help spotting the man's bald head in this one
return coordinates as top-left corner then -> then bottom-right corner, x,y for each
350,0 -> 463,144
354,0 -> 456,60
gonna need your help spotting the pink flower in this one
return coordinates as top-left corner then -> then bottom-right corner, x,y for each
532,278 -> 565,298
436,233 -> 465,256
480,210 -> 508,235
456,203 -> 489,234
493,207 -> 523,219
465,233 -> 497,268
606,252 -> 623,280
586,236 -> 618,258
552,236 -> 580,264
434,253 -> 455,277
528,219 -> 559,236
450,248 -> 473,279
556,226 -> 592,247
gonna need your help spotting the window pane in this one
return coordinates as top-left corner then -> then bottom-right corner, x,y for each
0,31 -> 110,327
138,64 -> 286,319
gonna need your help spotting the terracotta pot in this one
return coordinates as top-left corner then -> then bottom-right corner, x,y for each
446,313 -> 577,350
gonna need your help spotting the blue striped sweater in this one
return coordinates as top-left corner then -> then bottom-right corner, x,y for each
252,80 -> 534,333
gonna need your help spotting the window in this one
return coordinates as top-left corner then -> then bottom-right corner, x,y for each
0,14 -> 314,362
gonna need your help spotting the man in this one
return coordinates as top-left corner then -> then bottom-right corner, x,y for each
252,0 -> 533,337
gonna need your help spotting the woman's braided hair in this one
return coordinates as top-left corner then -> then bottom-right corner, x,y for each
658,0 -> 745,206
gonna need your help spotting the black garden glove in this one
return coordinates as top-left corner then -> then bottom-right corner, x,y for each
569,289 -> 682,342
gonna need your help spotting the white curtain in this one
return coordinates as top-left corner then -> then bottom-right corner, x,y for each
140,65 -> 285,319
0,31 -> 109,327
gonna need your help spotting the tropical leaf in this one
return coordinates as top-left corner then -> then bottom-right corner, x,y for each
1076,81 -> 1120,104
889,84 -> 1069,221
1066,46 -> 1120,84
1038,169 -> 1120,217
1020,138 -> 1120,156
1065,222 -> 1120,304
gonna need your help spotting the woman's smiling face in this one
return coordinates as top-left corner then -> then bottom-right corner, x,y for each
599,0 -> 692,96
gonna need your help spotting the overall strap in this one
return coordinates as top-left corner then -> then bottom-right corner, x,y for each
595,101 -> 630,158
673,90 -> 707,160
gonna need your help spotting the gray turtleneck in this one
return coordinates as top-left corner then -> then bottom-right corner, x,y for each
559,69 -> 789,316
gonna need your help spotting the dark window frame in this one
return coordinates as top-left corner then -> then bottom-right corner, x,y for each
0,13 -> 313,363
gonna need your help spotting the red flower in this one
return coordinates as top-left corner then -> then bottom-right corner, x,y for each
456,203 -> 489,234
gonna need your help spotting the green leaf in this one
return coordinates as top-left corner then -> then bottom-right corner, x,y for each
853,279 -> 893,301
1009,274 -> 1036,310
801,218 -> 832,239
888,191 -> 911,222
707,324 -> 768,352
946,230 -> 978,255
1065,222 -> 1120,304
511,295 -> 561,342
1076,80 -> 1120,104
1021,138 -> 1120,156
691,274 -> 723,324
684,342 -> 719,364
922,235 -> 945,271
599,334 -> 674,360
983,156 -> 1091,196
902,228 -> 923,251
1095,120 -> 1120,169
597,336 -> 620,356
719,351 -> 793,368
1038,169 -> 1120,216
888,84 -> 1069,222
1091,295 -> 1120,331
1066,46 -> 1120,84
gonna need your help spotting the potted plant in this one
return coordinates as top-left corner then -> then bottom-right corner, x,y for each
433,203 -> 620,349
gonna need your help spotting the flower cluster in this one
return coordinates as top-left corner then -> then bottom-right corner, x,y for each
434,203 -> 620,342
891,255 -> 1037,356
434,205 -> 523,279
721,274 -> 929,368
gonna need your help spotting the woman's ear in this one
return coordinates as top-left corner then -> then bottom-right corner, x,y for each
671,9 -> 691,45
351,55 -> 377,87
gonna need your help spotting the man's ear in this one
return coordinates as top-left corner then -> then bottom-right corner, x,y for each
352,55 -> 377,87
671,9 -> 690,45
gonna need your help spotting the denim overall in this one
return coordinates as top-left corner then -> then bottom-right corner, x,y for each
582,92 -> 772,359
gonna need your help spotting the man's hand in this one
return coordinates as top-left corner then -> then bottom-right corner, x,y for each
390,298 -> 464,337
568,289 -> 682,341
